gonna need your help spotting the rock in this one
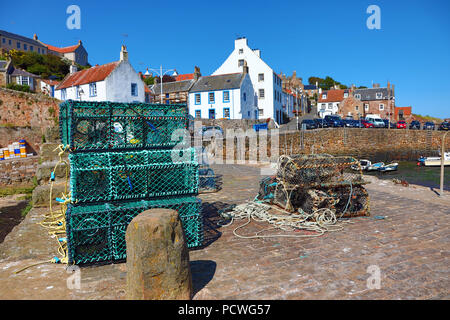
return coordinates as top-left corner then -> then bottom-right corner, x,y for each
32,182 -> 68,207
36,160 -> 69,185
126,208 -> 192,300
39,143 -> 68,162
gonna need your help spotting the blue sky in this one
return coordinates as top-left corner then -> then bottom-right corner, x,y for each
1,0 -> 449,118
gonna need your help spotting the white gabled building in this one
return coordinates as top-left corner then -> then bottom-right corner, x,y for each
54,45 -> 145,103
188,64 -> 256,120
212,37 -> 284,124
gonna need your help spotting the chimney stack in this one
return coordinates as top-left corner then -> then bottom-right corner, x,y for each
193,66 -> 201,81
70,62 -> 78,74
120,45 -> 128,62
33,34 -> 38,40
242,60 -> 249,74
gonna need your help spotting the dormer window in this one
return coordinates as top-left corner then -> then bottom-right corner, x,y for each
344,92 -> 348,98
376,92 -> 382,99
355,94 -> 361,99
322,94 -> 327,99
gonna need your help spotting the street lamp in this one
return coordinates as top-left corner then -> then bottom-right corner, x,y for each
147,65 -> 176,104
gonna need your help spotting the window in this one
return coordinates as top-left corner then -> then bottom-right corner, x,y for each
239,49 -> 243,54
355,106 -> 359,111
38,48 -> 40,53
328,103 -> 333,109
131,83 -> 138,96
76,86 -> 80,99
61,88 -> 67,100
258,73 -> 264,82
258,109 -> 264,116
30,45 -> 33,51
344,92 -> 348,98
238,59 -> 244,67
24,44 -> 27,50
355,94 -> 361,99
223,108 -> 230,119
195,93 -> 201,105
259,89 -> 265,99
365,104 -> 369,111
376,92 -> 382,99
17,42 -> 20,49
17,76 -> 29,86
379,104 -> 384,110
195,110 -> 201,118
1,38 -> 4,44
223,91 -> 230,102
89,83 -> 97,97
165,93 -> 169,98
243,92 -> 246,101
208,92 -> 215,103
8,39 -> 11,45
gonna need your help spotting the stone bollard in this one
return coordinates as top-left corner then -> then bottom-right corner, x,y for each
126,208 -> 193,300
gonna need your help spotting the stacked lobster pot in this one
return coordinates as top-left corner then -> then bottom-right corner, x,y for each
256,154 -> 370,217
59,100 -> 202,265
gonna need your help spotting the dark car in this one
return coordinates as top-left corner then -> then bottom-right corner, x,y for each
409,120 -> 421,130
299,119 -> 317,130
439,121 -> 450,131
423,121 -> 435,130
352,120 -> 364,128
382,119 -> 396,129
324,115 -> 344,128
343,119 -> 354,127
313,118 -> 328,128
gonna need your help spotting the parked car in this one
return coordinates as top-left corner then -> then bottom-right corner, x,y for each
409,120 -> 421,130
423,121 -> 435,130
382,119 -> 396,129
396,120 -> 407,129
299,119 -> 317,130
313,118 -> 326,128
361,119 -> 375,128
344,116 -> 354,120
198,125 -> 224,138
352,120 -> 364,128
365,115 -> 385,128
343,119 -> 354,127
323,115 -> 344,127
439,121 -> 450,131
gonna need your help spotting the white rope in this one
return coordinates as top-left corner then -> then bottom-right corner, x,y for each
218,201 -> 348,239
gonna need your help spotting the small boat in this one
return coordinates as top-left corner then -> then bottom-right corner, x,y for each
351,159 -> 371,171
378,162 -> 398,172
367,162 -> 385,171
420,152 -> 450,167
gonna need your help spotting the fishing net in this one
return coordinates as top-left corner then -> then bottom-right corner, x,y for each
59,100 -> 188,152
66,197 -> 203,265
69,148 -> 199,203
256,154 -> 370,216
198,165 -> 222,193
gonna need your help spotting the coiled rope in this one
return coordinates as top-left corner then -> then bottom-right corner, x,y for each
218,200 -> 351,239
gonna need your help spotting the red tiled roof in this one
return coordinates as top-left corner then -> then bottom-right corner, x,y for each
56,61 -> 120,90
175,73 -> 194,81
41,79 -> 60,86
44,43 -> 80,54
318,89 -> 347,103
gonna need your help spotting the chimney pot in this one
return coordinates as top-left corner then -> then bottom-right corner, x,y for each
120,45 -> 128,62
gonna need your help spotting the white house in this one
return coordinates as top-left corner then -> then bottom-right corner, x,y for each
282,90 -> 296,118
317,89 -> 350,118
188,66 -> 256,120
212,37 -> 284,123
39,79 -> 60,97
54,45 -> 145,103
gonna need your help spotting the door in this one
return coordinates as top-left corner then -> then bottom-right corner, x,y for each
209,109 -> 215,119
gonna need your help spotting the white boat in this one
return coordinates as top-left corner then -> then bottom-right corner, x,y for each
367,162 -> 385,171
378,162 -> 399,172
351,159 -> 371,171
422,152 -> 450,167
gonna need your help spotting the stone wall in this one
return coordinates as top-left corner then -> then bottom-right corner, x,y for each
0,87 -> 60,127
0,156 -> 39,186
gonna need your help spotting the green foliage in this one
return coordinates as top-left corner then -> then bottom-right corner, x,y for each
358,86 -> 368,89
143,76 -> 155,85
0,185 -> 35,197
9,50 -> 71,80
308,76 -> 348,91
21,201 -> 33,217
6,83 -> 31,92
